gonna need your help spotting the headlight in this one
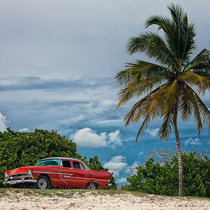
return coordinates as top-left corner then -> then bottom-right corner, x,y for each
4,172 -> 8,178
27,169 -> 32,176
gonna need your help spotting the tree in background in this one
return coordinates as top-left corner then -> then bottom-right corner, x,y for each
0,128 -> 117,188
121,152 -> 209,197
116,4 -> 210,196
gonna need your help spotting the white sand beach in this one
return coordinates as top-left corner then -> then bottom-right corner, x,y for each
0,190 -> 209,210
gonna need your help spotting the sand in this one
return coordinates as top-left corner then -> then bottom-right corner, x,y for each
0,190 -> 209,210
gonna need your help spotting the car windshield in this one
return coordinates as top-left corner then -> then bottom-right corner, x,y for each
35,159 -> 59,166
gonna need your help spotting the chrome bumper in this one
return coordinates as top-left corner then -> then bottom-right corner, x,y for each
4,173 -> 37,185
3,179 -> 37,185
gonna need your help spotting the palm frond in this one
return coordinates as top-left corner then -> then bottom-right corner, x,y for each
179,80 -> 209,136
115,61 -> 173,109
164,4 -> 196,65
186,87 -> 202,135
184,49 -> 210,73
123,92 -> 157,127
191,88 -> 210,131
179,84 -> 193,121
145,15 -> 172,33
124,80 -> 181,142
123,83 -> 168,127
179,84 -> 202,135
168,3 -> 186,27
179,71 -> 209,93
163,80 -> 179,108
135,115 -> 150,143
127,32 -> 177,67
116,79 -> 156,110
180,24 -> 196,65
158,108 -> 173,140
115,60 -> 170,86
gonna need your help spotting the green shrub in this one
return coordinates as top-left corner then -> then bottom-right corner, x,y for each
122,152 -> 209,197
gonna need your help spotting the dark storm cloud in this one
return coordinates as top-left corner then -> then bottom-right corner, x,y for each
0,76 -> 114,91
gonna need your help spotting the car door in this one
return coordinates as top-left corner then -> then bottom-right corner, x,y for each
58,159 -> 75,188
71,160 -> 89,188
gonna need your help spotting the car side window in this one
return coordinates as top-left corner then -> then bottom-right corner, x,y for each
73,161 -> 82,169
72,161 -> 85,170
62,160 -> 71,168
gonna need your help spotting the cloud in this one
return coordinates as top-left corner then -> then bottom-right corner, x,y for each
58,115 -> 85,126
19,128 -> 30,132
0,74 -> 121,132
70,128 -> 122,148
0,113 -> 7,132
108,130 -> 123,148
145,128 -> 159,137
71,128 -> 107,147
85,99 -> 117,114
126,161 -> 140,174
138,151 -> 144,156
0,76 -> 112,91
117,177 -> 127,184
104,155 -> 127,177
96,119 -> 122,126
185,137 -> 202,146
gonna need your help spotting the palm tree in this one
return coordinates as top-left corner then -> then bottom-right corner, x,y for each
115,4 -> 210,196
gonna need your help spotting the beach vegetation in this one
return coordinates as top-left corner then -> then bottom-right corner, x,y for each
121,152 -> 210,197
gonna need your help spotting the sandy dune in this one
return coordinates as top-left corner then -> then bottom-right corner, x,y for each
0,190 -> 209,210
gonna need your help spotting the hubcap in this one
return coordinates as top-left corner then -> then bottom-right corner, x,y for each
38,178 -> 47,189
89,183 -> 96,189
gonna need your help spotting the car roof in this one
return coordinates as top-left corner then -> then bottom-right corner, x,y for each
39,157 -> 82,162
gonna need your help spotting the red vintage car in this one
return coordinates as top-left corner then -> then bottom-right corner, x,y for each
3,157 -> 110,189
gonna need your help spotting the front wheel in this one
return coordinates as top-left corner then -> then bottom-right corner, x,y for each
36,175 -> 51,189
87,183 -> 97,190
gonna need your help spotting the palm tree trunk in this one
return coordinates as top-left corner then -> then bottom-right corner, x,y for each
173,104 -> 184,196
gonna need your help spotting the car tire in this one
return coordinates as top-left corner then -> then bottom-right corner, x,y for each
87,183 -> 97,190
36,175 -> 51,189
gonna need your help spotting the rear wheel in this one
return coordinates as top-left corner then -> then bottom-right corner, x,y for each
36,175 -> 51,189
87,183 -> 97,190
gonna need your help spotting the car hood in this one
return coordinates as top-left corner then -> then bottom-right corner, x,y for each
9,166 -> 48,176
9,166 -> 33,175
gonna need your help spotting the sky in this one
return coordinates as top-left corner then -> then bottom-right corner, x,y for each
0,0 -> 209,186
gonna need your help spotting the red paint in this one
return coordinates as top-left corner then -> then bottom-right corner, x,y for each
4,157 -> 110,189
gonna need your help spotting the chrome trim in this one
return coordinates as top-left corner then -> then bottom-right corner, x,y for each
63,175 -> 73,178
33,171 -> 109,182
4,170 -> 35,186
3,179 -> 37,185
73,177 -> 108,182
37,157 -> 90,171
60,175 -> 68,185
27,169 -> 32,176
33,171 -> 73,175
4,172 -> 8,178
40,157 -> 82,162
